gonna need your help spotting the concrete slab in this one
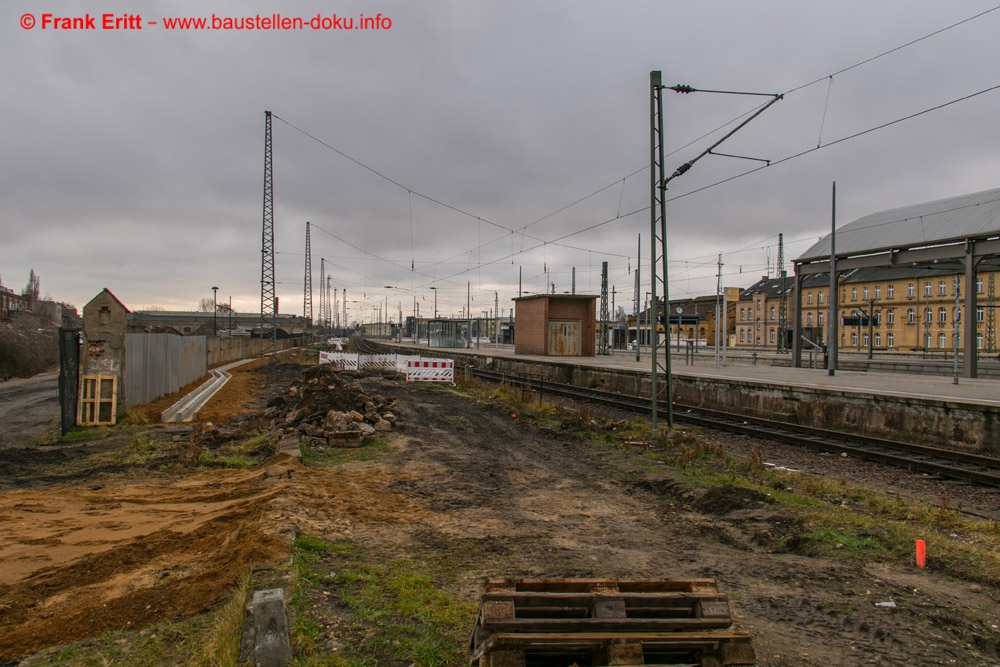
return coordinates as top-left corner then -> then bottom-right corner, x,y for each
251,588 -> 292,667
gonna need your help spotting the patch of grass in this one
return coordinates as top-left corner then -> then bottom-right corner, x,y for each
289,537 -> 476,666
194,433 -> 270,469
789,526 -> 892,560
59,425 -> 114,442
301,437 -> 395,467
115,435 -> 161,465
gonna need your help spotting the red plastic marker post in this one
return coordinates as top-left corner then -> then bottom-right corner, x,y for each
916,539 -> 926,568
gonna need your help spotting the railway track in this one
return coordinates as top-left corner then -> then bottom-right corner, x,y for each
463,367 -> 1000,489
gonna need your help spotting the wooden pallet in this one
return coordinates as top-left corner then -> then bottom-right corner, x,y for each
468,578 -> 754,667
470,631 -> 756,667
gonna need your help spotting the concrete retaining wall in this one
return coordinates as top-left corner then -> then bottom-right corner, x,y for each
206,337 -> 298,367
399,346 -> 1000,457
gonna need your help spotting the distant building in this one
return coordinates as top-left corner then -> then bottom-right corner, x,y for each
0,282 -> 28,319
127,310 -> 307,338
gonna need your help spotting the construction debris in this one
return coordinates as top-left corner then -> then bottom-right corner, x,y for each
261,366 -> 399,448
182,366 -> 399,454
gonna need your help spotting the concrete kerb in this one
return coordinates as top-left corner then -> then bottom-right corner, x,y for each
161,358 -> 255,423
250,588 -> 293,667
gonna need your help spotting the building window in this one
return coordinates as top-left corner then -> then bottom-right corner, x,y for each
887,308 -> 895,324
863,287 -> 869,300
907,283 -> 915,298
924,332 -> 932,349
747,308 -> 752,319
977,277 -> 984,294
806,292 -> 813,304
818,312 -> 824,325
874,333 -> 881,347
842,289 -> 847,302
863,333 -> 869,347
978,333 -> 984,349
851,332 -> 858,346
807,313 -> 813,325
887,284 -> 894,299
874,286 -> 881,299
769,329 -> 775,343
887,333 -> 894,348
925,308 -> 933,324
769,306 -> 775,319
978,306 -> 984,323
939,281 -> 946,296
938,333 -> 947,348
740,329 -> 745,342
939,307 -> 947,323
851,287 -> 858,301
818,291 -> 824,304
907,308 -> 915,324
740,307 -> 745,321
924,282 -> 932,297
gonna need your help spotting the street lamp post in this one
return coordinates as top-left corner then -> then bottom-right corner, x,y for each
211,286 -> 218,335
430,287 -> 437,319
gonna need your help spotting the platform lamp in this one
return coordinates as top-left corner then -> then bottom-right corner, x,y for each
212,286 -> 219,335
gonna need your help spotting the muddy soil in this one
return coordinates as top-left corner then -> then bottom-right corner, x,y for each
0,365 -> 998,665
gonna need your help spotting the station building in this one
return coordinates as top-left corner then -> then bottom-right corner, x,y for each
513,294 -> 597,356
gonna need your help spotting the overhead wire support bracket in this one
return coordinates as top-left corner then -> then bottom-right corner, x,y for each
662,87 -> 782,187
706,150 -> 771,165
649,75 -> 783,431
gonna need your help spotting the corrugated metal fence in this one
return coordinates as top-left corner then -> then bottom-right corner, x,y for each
125,333 -> 207,407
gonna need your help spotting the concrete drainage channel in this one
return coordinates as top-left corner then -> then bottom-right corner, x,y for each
160,358 -> 256,423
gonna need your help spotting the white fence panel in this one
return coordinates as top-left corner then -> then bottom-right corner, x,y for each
394,355 -> 422,372
318,352 -> 359,369
405,359 -> 454,383
360,354 -> 396,370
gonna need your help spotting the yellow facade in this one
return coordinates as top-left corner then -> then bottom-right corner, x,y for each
734,270 -> 999,353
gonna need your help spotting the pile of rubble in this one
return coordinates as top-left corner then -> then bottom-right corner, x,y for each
262,365 -> 398,448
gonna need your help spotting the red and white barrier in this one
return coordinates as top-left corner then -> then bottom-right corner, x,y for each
405,359 -> 454,383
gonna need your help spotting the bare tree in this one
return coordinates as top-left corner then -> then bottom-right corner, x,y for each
196,298 -> 213,312
22,269 -> 40,309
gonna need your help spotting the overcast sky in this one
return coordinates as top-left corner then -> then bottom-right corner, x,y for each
3,1 -> 999,324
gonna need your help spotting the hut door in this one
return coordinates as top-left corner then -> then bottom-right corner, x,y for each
548,320 -> 580,355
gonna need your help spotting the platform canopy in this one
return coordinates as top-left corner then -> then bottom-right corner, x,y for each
796,187 -> 1000,274
792,187 -> 1000,378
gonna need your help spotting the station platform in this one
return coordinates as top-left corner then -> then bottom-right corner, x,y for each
385,341 -> 1000,408
374,340 -> 1000,453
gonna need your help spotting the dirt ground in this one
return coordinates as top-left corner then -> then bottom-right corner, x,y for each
1,361 -> 999,665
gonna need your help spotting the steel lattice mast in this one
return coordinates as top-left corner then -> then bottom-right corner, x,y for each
304,222 -> 313,324
318,258 -> 326,331
260,110 -> 277,357
649,71 -> 673,430
326,277 -> 332,329
598,261 -> 610,355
